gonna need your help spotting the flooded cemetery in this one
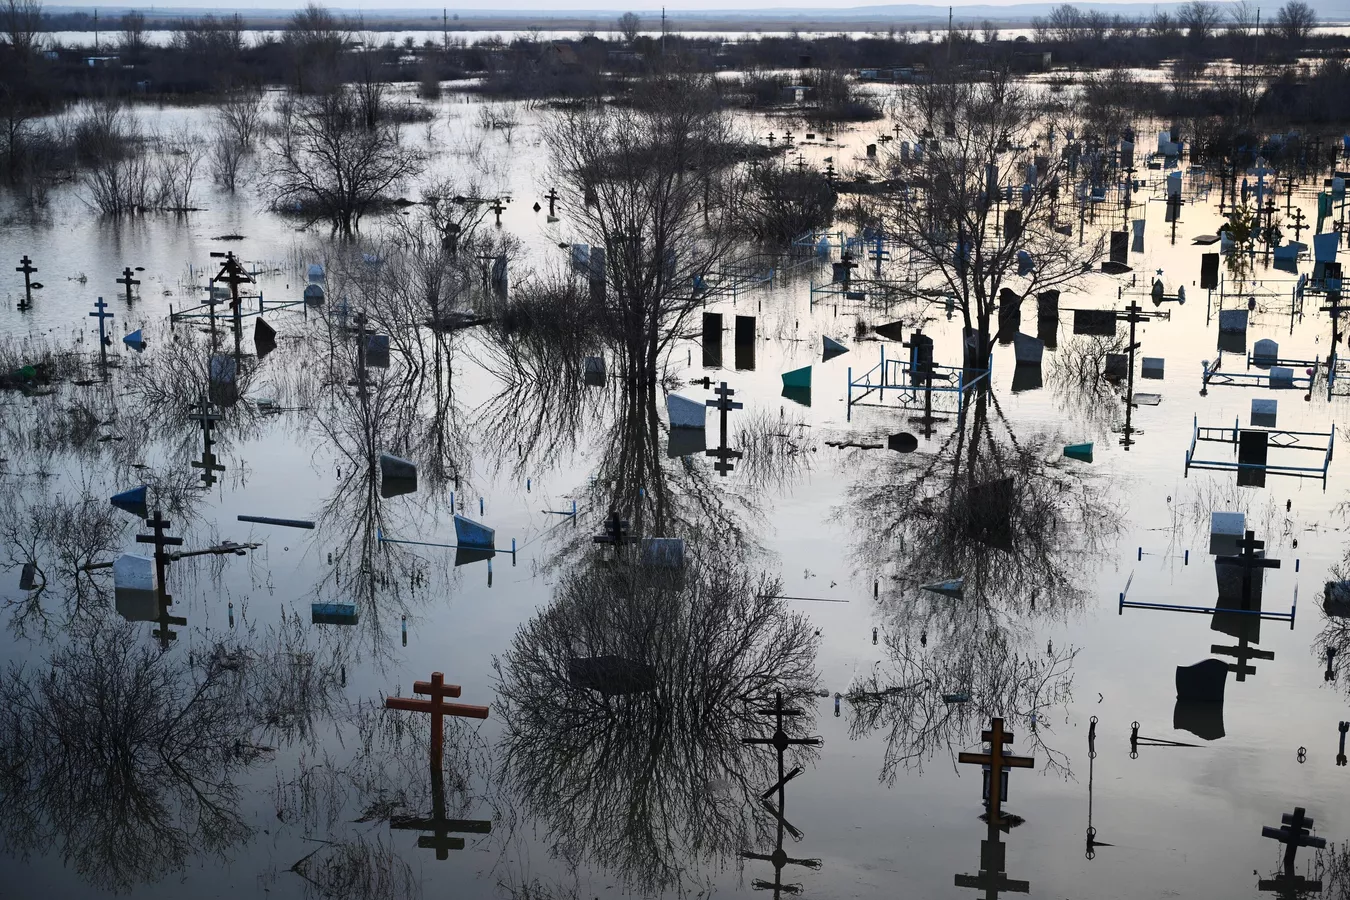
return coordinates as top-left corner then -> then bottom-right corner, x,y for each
10,15 -> 1350,900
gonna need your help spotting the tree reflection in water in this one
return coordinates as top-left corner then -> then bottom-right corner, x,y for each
0,624 -> 258,892
494,553 -> 819,895
844,388 -> 1111,782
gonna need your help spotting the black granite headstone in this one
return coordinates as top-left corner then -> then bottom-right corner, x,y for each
1176,658 -> 1228,703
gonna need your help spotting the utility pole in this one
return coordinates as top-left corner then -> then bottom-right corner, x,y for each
948,6 -> 954,64
661,7 -> 666,55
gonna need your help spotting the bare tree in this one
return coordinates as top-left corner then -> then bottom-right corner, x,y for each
1,0 -> 42,56
494,553 -> 819,893
119,9 -> 146,55
546,74 -> 744,378
980,19 -> 999,43
1274,0 -> 1317,41
1149,7 -> 1179,37
882,71 -> 1103,366
1178,0 -> 1223,42
1046,3 -> 1083,42
1226,0 -> 1260,38
285,1 -> 349,89
616,10 -> 641,42
265,86 -> 424,235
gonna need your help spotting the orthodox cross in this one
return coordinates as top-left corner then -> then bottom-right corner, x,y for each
1216,530 -> 1282,614
544,187 -> 559,217
954,820 -> 1030,900
1260,806 -> 1326,897
489,197 -> 506,225
135,508 -> 184,603
383,672 -> 489,771
957,717 -> 1035,825
705,381 -> 744,476
16,255 -> 39,310
593,510 -> 634,547
89,297 -> 114,370
117,266 -> 140,304
741,691 -> 822,898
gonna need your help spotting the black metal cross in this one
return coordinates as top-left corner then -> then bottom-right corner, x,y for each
741,690 -> 822,896
592,510 -> 633,546
1217,530 -> 1282,613
489,198 -> 506,225
16,255 -> 39,310
135,508 -> 184,601
117,266 -> 140,304
89,297 -> 114,370
545,187 -> 559,217
705,381 -> 744,476
1261,806 -> 1327,876
210,250 -> 254,338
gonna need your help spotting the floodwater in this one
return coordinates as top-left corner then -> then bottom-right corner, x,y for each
1,86 -> 1349,900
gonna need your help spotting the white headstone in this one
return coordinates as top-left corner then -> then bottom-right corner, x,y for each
1210,512 -> 1245,556
667,394 -> 706,429
113,553 -> 158,592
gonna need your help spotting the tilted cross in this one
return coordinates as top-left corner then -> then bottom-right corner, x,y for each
958,717 -> 1035,825
545,187 -> 559,216
384,672 -> 488,771
117,266 -> 140,304
1262,806 -> 1327,877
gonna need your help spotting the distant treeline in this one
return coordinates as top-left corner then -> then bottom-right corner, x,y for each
1,0 -> 1348,120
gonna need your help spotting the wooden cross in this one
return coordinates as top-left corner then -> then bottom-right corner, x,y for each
389,766 -> 491,861
954,821 -> 1030,899
544,187 -> 559,217
117,266 -> 140,304
1217,531 -> 1281,612
1262,807 -> 1327,876
958,718 -> 1035,824
135,509 -> 184,599
16,255 -> 38,309
384,672 -> 488,771
89,297 -> 113,368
